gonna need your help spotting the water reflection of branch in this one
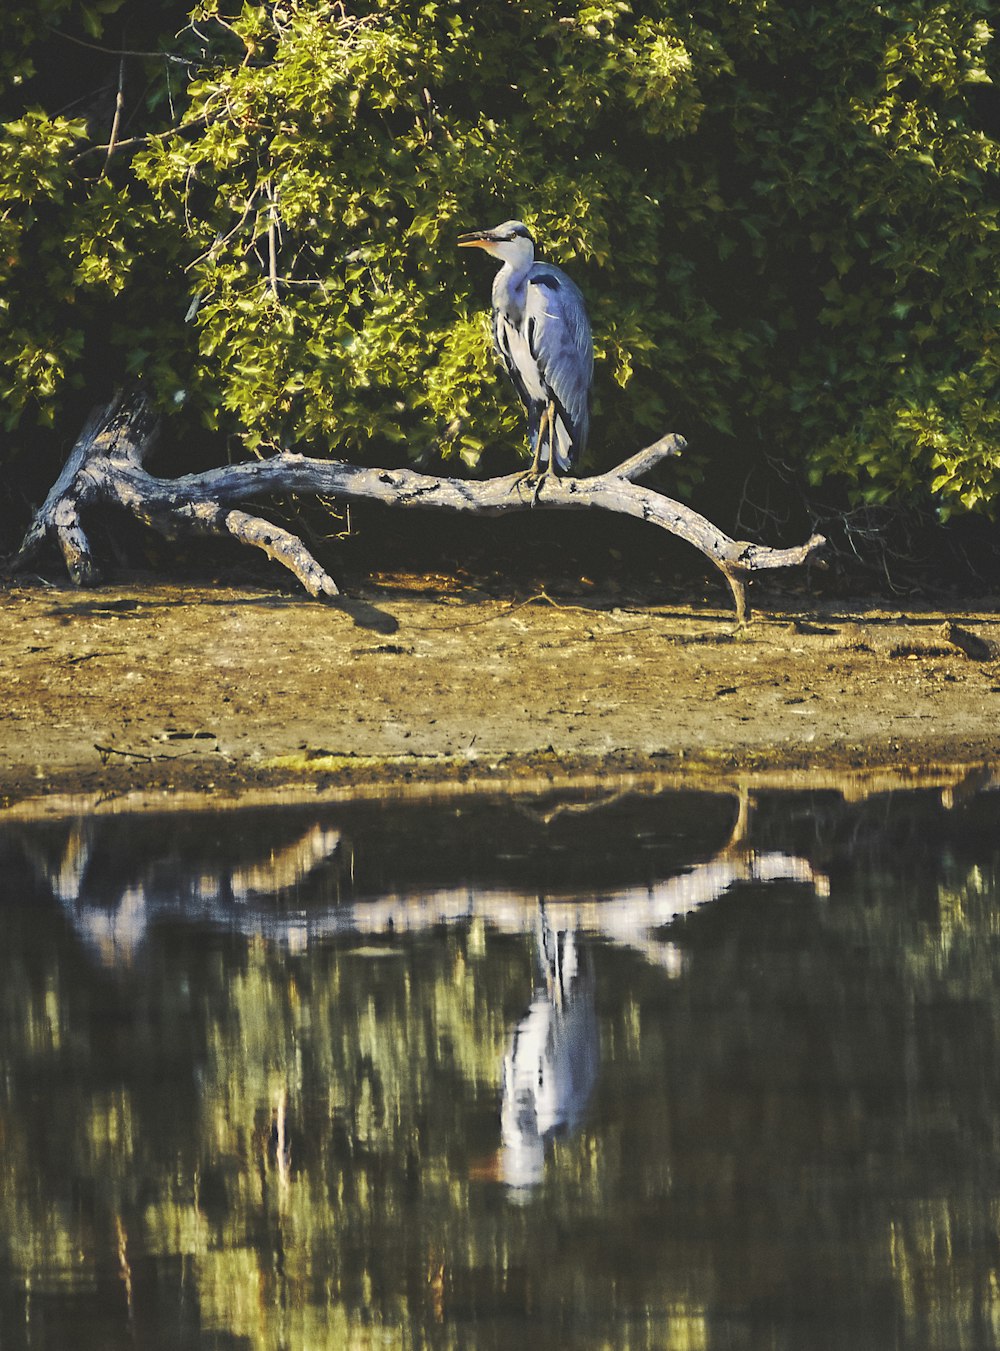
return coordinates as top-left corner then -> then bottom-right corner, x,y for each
17,818 -> 97,903
344,850 -> 826,975
511,789 -> 634,825
513,783 -> 752,834
511,782 -> 755,859
16,819 -> 344,964
16,805 -> 826,972
229,827 -> 344,899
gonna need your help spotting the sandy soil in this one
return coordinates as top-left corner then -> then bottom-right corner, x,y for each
2,574 -> 1000,810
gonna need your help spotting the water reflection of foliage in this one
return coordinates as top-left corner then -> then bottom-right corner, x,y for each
2,785 -> 1000,1348
1,917 -> 511,1345
1,924 -> 709,1347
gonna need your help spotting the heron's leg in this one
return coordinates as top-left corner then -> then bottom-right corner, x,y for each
510,406 -> 549,496
530,401 -> 558,504
530,404 -> 550,475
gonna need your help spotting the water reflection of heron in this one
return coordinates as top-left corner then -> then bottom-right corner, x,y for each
500,906 -> 599,1190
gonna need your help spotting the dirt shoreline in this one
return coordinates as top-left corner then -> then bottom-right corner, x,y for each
2,576 -> 999,812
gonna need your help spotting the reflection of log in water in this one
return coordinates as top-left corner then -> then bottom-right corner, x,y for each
14,808 -> 827,970
15,818 -> 345,963
344,850 -> 826,975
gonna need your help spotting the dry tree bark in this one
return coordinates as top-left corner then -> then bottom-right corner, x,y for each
10,388 -> 825,623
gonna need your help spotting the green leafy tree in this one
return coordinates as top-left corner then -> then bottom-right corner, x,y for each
1,0 -> 999,526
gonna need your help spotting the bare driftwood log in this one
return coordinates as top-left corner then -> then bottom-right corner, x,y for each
11,388 -> 825,623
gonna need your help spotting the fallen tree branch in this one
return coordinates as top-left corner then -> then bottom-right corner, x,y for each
10,388 -> 826,623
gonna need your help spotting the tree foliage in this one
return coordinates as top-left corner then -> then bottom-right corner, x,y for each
1,0 -> 999,520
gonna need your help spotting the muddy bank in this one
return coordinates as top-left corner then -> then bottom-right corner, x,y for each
2,576 -> 999,809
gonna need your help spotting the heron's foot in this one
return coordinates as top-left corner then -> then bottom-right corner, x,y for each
508,464 -> 544,497
530,468 -> 554,506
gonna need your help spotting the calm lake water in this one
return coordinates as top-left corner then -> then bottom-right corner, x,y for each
2,776 -> 1000,1350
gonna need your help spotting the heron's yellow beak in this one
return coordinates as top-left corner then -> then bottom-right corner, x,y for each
457,231 -> 494,250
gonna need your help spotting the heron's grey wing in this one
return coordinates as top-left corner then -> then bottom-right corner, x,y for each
525,267 -> 593,453
492,309 -> 537,414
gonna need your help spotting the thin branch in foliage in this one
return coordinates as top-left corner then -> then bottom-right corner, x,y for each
100,56 -> 126,179
184,166 -> 196,235
184,188 -> 263,272
49,27 -> 200,65
71,112 -> 212,163
266,181 -> 281,300
272,277 -> 328,290
180,13 -> 245,50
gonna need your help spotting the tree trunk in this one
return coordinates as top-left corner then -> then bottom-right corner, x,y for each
10,389 -> 825,624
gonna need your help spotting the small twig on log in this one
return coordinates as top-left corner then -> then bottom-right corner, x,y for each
9,389 -> 826,623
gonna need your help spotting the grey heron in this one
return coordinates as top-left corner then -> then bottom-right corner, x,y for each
458,220 -> 593,477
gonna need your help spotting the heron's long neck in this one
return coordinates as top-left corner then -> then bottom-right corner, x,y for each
493,258 -> 531,324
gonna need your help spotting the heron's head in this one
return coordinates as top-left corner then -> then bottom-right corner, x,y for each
458,220 -> 535,269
